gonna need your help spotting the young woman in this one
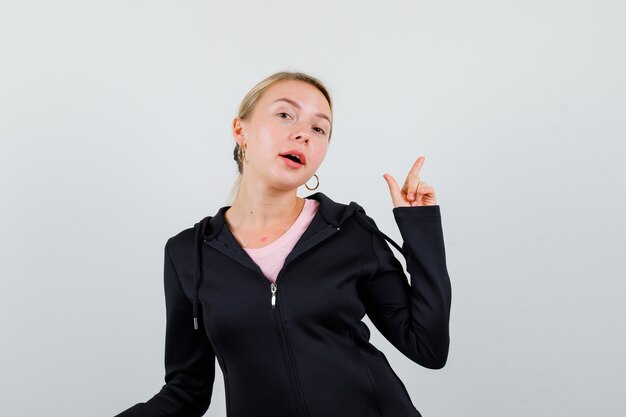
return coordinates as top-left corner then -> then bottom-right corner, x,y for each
115,71 -> 452,417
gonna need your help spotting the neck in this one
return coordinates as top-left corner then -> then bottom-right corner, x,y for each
227,174 -> 304,230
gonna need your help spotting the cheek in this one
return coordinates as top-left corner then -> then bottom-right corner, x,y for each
257,124 -> 286,145
252,126 -> 282,154
311,142 -> 329,162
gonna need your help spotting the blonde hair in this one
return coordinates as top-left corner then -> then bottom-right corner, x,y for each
227,71 -> 333,204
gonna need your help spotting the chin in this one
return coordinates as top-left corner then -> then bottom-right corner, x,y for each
277,181 -> 305,192
271,176 -> 307,191
266,163 -> 312,189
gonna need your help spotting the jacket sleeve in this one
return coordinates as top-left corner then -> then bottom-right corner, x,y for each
357,205 -> 452,369
114,240 -> 216,417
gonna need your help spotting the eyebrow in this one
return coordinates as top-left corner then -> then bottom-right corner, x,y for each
272,98 -> 332,124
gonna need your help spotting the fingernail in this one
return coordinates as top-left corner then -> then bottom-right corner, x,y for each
408,192 -> 414,200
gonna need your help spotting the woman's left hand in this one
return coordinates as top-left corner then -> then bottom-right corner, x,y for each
383,156 -> 438,208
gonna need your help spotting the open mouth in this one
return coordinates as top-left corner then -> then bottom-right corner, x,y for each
280,154 -> 304,165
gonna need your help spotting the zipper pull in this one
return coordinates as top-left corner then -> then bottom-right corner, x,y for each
270,282 -> 277,309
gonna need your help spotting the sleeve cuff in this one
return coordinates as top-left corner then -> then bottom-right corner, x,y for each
392,204 -> 441,219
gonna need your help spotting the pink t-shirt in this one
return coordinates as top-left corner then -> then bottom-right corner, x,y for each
243,198 -> 320,283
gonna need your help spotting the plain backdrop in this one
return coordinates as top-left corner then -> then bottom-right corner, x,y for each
1,1 -> 624,416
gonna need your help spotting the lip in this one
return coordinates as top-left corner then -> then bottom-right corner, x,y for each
279,149 -> 307,165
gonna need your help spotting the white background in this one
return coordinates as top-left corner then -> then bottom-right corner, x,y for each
1,1 -> 624,416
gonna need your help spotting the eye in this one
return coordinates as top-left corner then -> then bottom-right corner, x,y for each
313,127 -> 326,135
277,112 -> 291,119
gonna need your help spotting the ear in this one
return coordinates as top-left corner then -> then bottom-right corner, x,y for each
232,117 -> 246,146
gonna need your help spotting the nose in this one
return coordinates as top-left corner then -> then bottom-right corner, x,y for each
292,126 -> 310,143
294,134 -> 309,143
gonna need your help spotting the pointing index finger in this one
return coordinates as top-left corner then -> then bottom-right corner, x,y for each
409,156 -> 425,178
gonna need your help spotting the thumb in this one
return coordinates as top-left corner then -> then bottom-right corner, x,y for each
383,173 -> 405,208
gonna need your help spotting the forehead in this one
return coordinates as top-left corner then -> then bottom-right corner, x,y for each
261,80 -> 331,113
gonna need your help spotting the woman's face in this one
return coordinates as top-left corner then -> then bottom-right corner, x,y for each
233,79 -> 332,191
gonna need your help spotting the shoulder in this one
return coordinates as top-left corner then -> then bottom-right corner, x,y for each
161,226 -> 195,268
164,214 -> 212,264
166,226 -> 195,250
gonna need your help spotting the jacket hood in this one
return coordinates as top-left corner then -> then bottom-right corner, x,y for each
190,191 -> 403,330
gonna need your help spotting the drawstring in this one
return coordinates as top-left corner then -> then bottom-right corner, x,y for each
193,217 -> 210,330
353,207 -> 404,254
193,220 -> 201,330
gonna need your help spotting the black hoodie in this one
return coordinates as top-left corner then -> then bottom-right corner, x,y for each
115,191 -> 452,417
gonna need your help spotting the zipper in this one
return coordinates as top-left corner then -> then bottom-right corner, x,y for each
205,223 -> 342,417
266,224 -> 340,417
272,290 -> 308,417
270,282 -> 277,309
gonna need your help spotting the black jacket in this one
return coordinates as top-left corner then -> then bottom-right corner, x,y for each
115,191 -> 452,417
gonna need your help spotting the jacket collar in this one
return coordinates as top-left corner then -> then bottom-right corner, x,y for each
201,191 -> 358,240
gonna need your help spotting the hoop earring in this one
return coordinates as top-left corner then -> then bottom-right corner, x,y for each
237,143 -> 247,164
305,174 -> 319,191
